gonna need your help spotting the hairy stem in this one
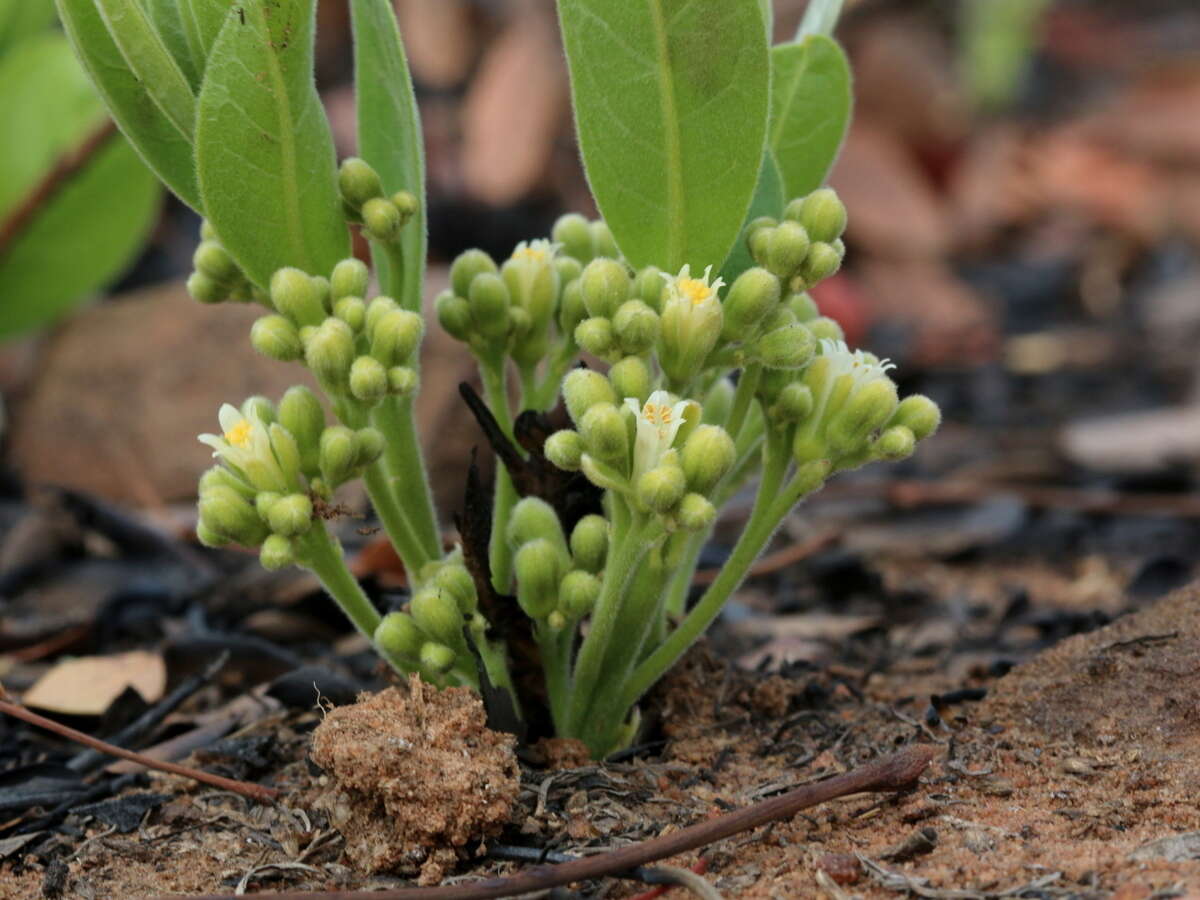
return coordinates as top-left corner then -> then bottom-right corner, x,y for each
300,524 -> 382,641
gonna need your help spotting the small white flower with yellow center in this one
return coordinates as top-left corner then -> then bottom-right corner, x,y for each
818,338 -> 895,386
510,239 -> 557,266
199,404 -> 290,494
624,390 -> 691,482
658,265 -> 725,383
505,239 -> 561,330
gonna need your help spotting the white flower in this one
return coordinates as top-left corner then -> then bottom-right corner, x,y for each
199,403 -> 290,493
624,390 -> 690,482
658,265 -> 725,383
818,338 -> 895,387
661,264 -> 724,313
509,239 -> 559,266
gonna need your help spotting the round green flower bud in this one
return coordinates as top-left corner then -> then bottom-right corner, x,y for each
450,248 -> 498,299
259,534 -> 295,570
196,520 -> 229,548
566,514 -> 607,573
354,427 -> 385,467
278,386 -> 324,475
787,291 -> 820,322
608,356 -> 652,406
574,316 -> 615,358
558,278 -> 587,335
774,382 -> 814,422
371,309 -> 423,365
200,465 -> 255,500
362,197 -> 402,242
544,429 -> 584,471
420,641 -> 458,673
338,157 -> 383,208
312,276 -> 332,314
198,485 -> 267,546
747,217 -> 777,264
468,272 -> 511,341
559,569 -> 601,619
365,294 -> 399,335
889,395 -> 941,442
546,610 -> 567,632
552,212 -> 594,262
722,267 -> 781,341
701,377 -> 735,426
268,423 -> 303,487
391,190 -> 418,225
755,323 -> 816,369
562,368 -> 617,426
269,268 -> 325,327
793,187 -> 847,243
330,258 -> 369,301
187,271 -> 226,304
507,305 -> 532,338
514,538 -> 564,619
507,496 -> 565,553
411,587 -> 464,646
388,366 -> 418,396
434,290 -> 472,341
193,240 -> 239,284
612,300 -> 660,355
637,464 -> 686,513
434,564 -> 477,614
255,491 -> 282,521
250,314 -> 303,361
765,220 -> 811,281
633,266 -> 665,311
806,315 -> 844,344
827,379 -> 899,457
678,492 -> 716,531
305,318 -> 356,388
556,255 -> 582,285
350,355 -> 389,403
580,258 -> 631,319
503,245 -> 559,330
874,425 -> 916,461
580,402 -> 628,463
680,424 -> 736,495
375,612 -> 425,662
319,425 -> 358,486
333,296 -> 366,333
799,241 -> 842,286
241,395 -> 276,424
590,220 -> 620,259
267,493 -> 313,537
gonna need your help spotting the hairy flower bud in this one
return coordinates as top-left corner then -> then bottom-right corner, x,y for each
507,496 -> 566,552
268,423 -> 303,488
365,295 -> 398,335
787,291 -> 820,322
827,378 -> 899,457
574,316 -> 615,358
569,514 -> 608,573
612,300 -> 660,355
305,318 -> 355,389
186,271 -> 226,304
746,216 -> 777,264
580,402 -> 628,463
371,309 -> 423,366
773,382 -> 814,422
580,258 -> 631,319
259,534 -> 295,570
330,258 -> 369,301
637,464 -> 686,513
799,241 -> 842,286
332,296 -> 366,333
888,395 -> 941,441
557,255 -> 582,284
193,240 -> 239,285
553,213 -> 594,263
391,190 -> 418,225
678,492 -> 716,531
354,427 -> 385,468
874,425 -> 915,461
805,315 -> 844,344
558,278 -> 587,337
559,569 -> 601,619
468,272 -> 511,341
319,425 -> 358,486
411,587 -> 464,646
765,220 -> 811,281
608,356 -> 652,406
338,157 -> 384,208
362,197 -> 402,242
755,323 -> 816,369
435,290 -> 472,341
250,314 -> 303,361
514,538 -> 563,619
680,424 -> 735,495
420,642 -> 458,673
562,369 -> 617,426
503,240 -> 560,333
722,267 -> 781,340
434,564 -> 478,614
633,266 -> 665,312
659,266 -> 724,384
277,386 -> 324,476
198,485 -> 267,546
591,220 -> 620,259
701,377 -> 735,426
267,493 -> 312,537
375,611 -> 424,662
270,267 -> 325,327
544,429 -> 584,471
450,248 -> 498,299
388,366 -> 418,396
349,355 -> 389,403
792,187 -> 847,243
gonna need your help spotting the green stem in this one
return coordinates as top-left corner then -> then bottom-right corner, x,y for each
300,525 -> 382,641
617,435 -> 801,713
363,460 -> 435,577
664,529 -> 707,618
537,624 -> 572,733
372,395 -> 441,561
725,362 -> 762,441
480,356 -> 518,592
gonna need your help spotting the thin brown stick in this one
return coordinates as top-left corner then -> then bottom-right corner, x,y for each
165,744 -> 937,900
0,118 -> 119,259
0,697 -> 279,804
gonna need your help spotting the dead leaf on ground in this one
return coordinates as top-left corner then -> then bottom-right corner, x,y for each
23,650 -> 166,715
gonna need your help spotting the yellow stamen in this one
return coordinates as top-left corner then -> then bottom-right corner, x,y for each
224,418 -> 252,448
514,247 -> 548,263
679,278 -> 710,304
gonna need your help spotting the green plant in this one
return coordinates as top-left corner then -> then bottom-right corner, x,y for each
60,0 -> 939,758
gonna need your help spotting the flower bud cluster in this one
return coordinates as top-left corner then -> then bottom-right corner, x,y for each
195,389 -> 384,568
747,187 -> 847,291
186,221 -> 264,305
246,259 -> 423,406
338,157 -> 418,243
550,213 -> 621,264
374,560 -> 480,677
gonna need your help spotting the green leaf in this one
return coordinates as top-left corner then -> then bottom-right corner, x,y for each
195,0 -> 349,288
0,137 -> 158,338
350,0 -> 425,312
0,0 -> 57,53
178,0 -> 232,79
557,0 -> 770,273
768,35 -> 852,200
143,0 -> 202,89
718,149 -> 782,286
57,0 -> 201,208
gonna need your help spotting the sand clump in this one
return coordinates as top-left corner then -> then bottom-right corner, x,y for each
309,676 -> 520,882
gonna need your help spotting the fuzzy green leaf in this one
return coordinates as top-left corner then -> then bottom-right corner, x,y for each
95,0 -> 196,139
557,0 -> 770,273
195,0 -> 349,288
178,0 -> 232,78
0,0 -> 57,53
350,0 -> 425,311
57,0 -> 200,208
718,149 -> 783,286
768,35 -> 852,200
143,0 -> 202,89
